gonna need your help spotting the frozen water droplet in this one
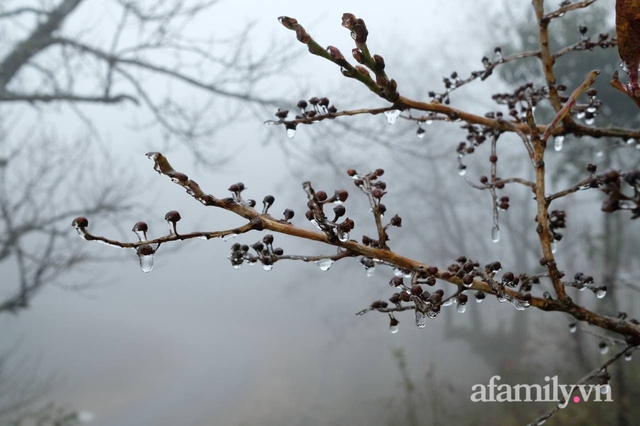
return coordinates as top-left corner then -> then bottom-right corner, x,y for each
286,127 -> 296,138
384,109 -> 401,125
620,60 -> 630,73
403,270 -> 412,279
222,233 -> 238,242
596,287 -> 607,299
416,127 -> 426,139
442,298 -> 453,307
585,117 -> 595,125
625,352 -> 633,361
366,265 -> 375,277
75,229 -> 88,240
263,263 -> 273,271
233,263 -> 241,270
390,324 -> 399,334
510,297 -> 528,311
415,310 -> 427,328
569,323 -> 577,333
338,230 -> 349,242
475,296 -> 484,303
576,111 -> 586,119
586,106 -> 597,113
393,267 -> 403,277
426,311 -> 439,319
315,258 -> 334,271
426,119 -> 433,125
458,166 -> 467,176
558,12 -> 565,17
600,344 -> 609,355
139,254 -> 154,273
554,135 -> 564,152
134,230 -> 147,241
197,235 -> 209,240
457,304 -> 467,314
627,138 -> 636,145
551,240 -> 558,254
491,224 -> 500,243
497,293 -> 507,303
618,200 -> 638,209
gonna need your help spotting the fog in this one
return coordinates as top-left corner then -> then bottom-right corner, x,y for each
1,0 -> 638,425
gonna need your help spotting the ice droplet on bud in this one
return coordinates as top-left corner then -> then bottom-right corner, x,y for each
416,127 -> 426,139
585,117 -> 595,125
551,239 -> 558,254
600,344 -> 609,355
384,109 -> 401,125
596,287 -> 607,299
625,352 -> 633,361
415,310 -> 427,328
390,323 -> 399,334
426,311 -> 439,319
286,127 -> 296,138
366,265 -> 375,277
457,304 -> 467,314
491,224 -> 500,243
569,323 -> 577,333
458,166 -> 467,176
137,249 -> 154,273
554,135 -> 564,152
315,258 -> 334,271
262,263 -> 274,271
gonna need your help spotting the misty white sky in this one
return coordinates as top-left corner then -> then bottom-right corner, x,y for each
0,1 -> 627,425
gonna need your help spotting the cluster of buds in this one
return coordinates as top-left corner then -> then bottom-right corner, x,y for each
350,168 -> 401,248
492,82 -> 548,120
570,87 -> 602,125
279,13 -> 398,102
227,182 -> 256,208
548,210 -> 566,242
302,181 -> 353,243
599,170 -> 640,218
270,97 -> 339,138
568,272 -> 607,298
387,269 -> 445,325
228,235 -> 284,271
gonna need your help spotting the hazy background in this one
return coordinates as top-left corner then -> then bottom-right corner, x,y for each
1,1 -> 639,425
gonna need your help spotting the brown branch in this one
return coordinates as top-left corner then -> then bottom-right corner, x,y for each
541,70 -> 600,142
75,152 -> 640,341
533,0 -> 564,114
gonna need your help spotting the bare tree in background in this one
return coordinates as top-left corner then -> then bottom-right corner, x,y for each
0,0 -> 291,152
0,0 -> 293,314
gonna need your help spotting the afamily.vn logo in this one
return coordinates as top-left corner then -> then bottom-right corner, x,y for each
470,376 -> 612,408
